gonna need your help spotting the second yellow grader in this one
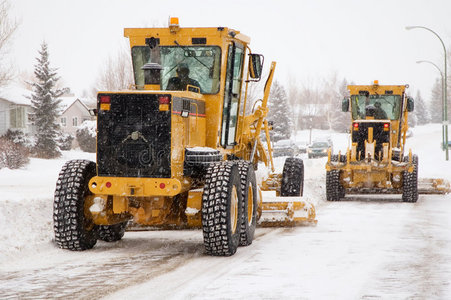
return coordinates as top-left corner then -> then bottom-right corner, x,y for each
326,80 -> 449,202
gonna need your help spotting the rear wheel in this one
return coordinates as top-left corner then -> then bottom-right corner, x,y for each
98,222 -> 128,242
202,162 -> 243,256
53,160 -> 98,251
402,155 -> 419,203
237,161 -> 258,246
281,157 -> 304,197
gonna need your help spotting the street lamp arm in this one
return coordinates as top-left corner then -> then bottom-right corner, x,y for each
416,60 -> 444,79
406,25 -> 448,160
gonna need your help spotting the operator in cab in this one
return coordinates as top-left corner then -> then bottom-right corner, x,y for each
166,63 -> 201,92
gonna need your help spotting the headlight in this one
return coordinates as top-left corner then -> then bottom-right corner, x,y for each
322,149 -> 327,152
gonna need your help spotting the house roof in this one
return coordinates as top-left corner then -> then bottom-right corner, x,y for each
59,96 -> 91,114
0,84 -> 32,106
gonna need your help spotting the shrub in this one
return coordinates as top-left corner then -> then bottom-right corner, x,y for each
0,137 -> 30,169
57,133 -> 74,151
76,120 -> 96,153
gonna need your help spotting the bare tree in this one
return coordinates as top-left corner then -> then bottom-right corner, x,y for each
0,0 -> 18,87
94,47 -> 134,93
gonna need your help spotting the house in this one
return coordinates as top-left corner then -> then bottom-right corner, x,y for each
0,85 -> 33,137
59,96 -> 95,136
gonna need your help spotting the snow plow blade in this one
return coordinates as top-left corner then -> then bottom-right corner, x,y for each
258,197 -> 317,227
418,178 -> 451,194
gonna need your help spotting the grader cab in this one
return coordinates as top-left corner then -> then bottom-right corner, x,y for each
53,18 -> 315,256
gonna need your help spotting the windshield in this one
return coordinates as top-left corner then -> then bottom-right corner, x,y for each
131,46 -> 221,94
312,142 -> 329,148
351,94 -> 401,120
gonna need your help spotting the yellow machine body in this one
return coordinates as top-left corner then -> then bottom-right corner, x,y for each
85,19 -> 315,228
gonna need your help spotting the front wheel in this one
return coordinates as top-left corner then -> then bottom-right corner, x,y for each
281,157 -> 304,197
98,222 -> 128,242
202,162 -> 243,256
53,160 -> 98,250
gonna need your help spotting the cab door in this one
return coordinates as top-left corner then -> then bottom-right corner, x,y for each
221,42 -> 244,148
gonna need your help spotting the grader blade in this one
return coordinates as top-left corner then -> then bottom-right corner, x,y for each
418,178 -> 451,194
258,195 -> 317,227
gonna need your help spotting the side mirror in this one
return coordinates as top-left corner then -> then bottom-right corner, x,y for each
342,98 -> 349,112
249,54 -> 263,80
407,97 -> 414,112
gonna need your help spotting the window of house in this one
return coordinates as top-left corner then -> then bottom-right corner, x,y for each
61,117 -> 66,127
72,117 -> 78,127
9,106 -> 26,128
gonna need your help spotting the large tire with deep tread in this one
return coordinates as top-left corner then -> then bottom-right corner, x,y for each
402,154 -> 419,203
202,162 -> 243,256
326,155 -> 345,201
326,170 -> 345,201
53,160 -> 98,250
281,157 -> 304,197
98,222 -> 128,242
237,161 -> 258,247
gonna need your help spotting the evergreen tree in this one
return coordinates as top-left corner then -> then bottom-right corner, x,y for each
429,78 -> 443,123
267,80 -> 292,142
30,42 -> 67,158
414,90 -> 429,125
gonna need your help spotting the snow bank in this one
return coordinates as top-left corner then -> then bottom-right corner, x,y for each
0,150 -> 95,264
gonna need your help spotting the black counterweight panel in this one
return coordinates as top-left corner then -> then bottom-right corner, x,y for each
352,122 -> 390,160
97,93 -> 171,178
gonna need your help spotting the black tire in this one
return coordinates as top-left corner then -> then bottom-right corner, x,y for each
326,155 -> 345,201
281,157 -> 304,197
402,154 -> 418,203
331,154 -> 347,163
53,160 -> 98,250
237,161 -> 258,247
202,162 -> 243,256
326,170 -> 345,201
98,222 -> 128,242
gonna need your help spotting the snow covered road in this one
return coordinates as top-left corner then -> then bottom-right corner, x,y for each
1,125 -> 451,299
1,194 -> 450,299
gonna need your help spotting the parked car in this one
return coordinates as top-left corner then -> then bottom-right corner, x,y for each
297,141 -> 308,153
272,139 -> 299,157
307,140 -> 331,158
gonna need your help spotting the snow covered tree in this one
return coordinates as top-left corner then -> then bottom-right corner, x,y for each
267,80 -> 293,142
30,42 -> 67,158
414,90 -> 429,125
429,78 -> 443,123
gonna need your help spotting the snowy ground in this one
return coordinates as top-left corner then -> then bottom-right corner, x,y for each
1,124 -> 450,299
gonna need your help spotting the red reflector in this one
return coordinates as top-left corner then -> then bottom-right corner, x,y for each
384,123 -> 390,128
106,182 -> 112,188
159,183 -> 166,189
100,95 -> 111,104
159,95 -> 170,105
353,123 -> 359,128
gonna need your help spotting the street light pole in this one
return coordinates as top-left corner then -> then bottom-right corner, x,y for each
406,25 -> 448,160
416,60 -> 445,148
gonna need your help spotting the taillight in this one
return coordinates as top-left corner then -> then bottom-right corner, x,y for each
383,123 -> 390,131
159,95 -> 170,105
353,122 -> 359,130
159,95 -> 170,111
99,95 -> 111,111
100,95 -> 111,104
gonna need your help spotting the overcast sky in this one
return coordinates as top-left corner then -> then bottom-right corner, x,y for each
7,0 -> 451,101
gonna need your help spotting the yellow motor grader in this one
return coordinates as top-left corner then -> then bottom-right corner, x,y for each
326,80 -> 449,202
53,18 -> 315,256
